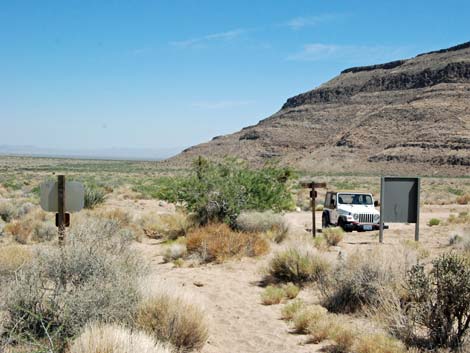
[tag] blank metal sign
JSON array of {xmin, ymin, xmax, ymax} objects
[
  {"xmin": 40, "ymin": 181, "xmax": 85, "ymax": 213},
  {"xmin": 381, "ymin": 177, "xmax": 420, "ymax": 223}
]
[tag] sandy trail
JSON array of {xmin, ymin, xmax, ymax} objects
[{"xmin": 132, "ymin": 204, "xmax": 468, "ymax": 353}]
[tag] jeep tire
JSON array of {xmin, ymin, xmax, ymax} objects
[{"xmin": 322, "ymin": 213, "xmax": 330, "ymax": 229}]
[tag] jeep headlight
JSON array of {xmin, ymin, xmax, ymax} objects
[
  {"xmin": 374, "ymin": 214, "xmax": 380, "ymax": 223},
  {"xmin": 353, "ymin": 213, "xmax": 359, "ymax": 221}
]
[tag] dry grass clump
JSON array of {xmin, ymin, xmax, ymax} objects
[
  {"xmin": 97, "ymin": 208, "xmax": 132, "ymax": 227},
  {"xmin": 449, "ymin": 233, "xmax": 470, "ymax": 253},
  {"xmin": 281, "ymin": 299, "xmax": 305, "ymax": 320},
  {"xmin": 186, "ymin": 223, "xmax": 269, "ymax": 263},
  {"xmin": 266, "ymin": 247, "xmax": 330, "ymax": 284},
  {"xmin": 236, "ymin": 211, "xmax": 289, "ymax": 243},
  {"xmin": 140, "ymin": 212, "xmax": 192, "ymax": 240},
  {"xmin": 322, "ymin": 227, "xmax": 344, "ymax": 246},
  {"xmin": 292, "ymin": 305, "xmax": 328, "ymax": 334},
  {"xmin": 162, "ymin": 242, "xmax": 188, "ymax": 263},
  {"xmin": 352, "ymin": 333, "xmax": 407, "ymax": 353},
  {"xmin": 456, "ymin": 194, "xmax": 470, "ymax": 205},
  {"xmin": 328, "ymin": 320, "xmax": 357, "ymax": 353},
  {"xmin": 0, "ymin": 245, "xmax": 32, "ymax": 277},
  {"xmin": 447, "ymin": 211, "xmax": 470, "ymax": 225},
  {"xmin": 261, "ymin": 285, "xmax": 286, "ymax": 305},
  {"xmin": 283, "ymin": 282, "xmax": 300, "ymax": 299},
  {"xmin": 135, "ymin": 293, "xmax": 208, "ymax": 352},
  {"xmin": 69, "ymin": 323, "xmax": 172, "ymax": 353},
  {"xmin": 319, "ymin": 249, "xmax": 413, "ymax": 314}
]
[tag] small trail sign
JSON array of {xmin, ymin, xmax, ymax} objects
[
  {"xmin": 40, "ymin": 176, "xmax": 84, "ymax": 245},
  {"xmin": 40, "ymin": 180, "xmax": 85, "ymax": 213},
  {"xmin": 301, "ymin": 181, "xmax": 327, "ymax": 237}
]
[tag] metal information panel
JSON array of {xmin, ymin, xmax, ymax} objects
[
  {"xmin": 379, "ymin": 177, "xmax": 420, "ymax": 242},
  {"xmin": 40, "ymin": 180, "xmax": 85, "ymax": 213}
]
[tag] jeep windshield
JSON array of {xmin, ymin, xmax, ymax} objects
[{"xmin": 337, "ymin": 193, "xmax": 373, "ymax": 205}]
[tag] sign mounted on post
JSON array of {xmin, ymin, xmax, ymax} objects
[
  {"xmin": 301, "ymin": 181, "xmax": 327, "ymax": 238},
  {"xmin": 379, "ymin": 177, "xmax": 420, "ymax": 243},
  {"xmin": 40, "ymin": 180, "xmax": 85, "ymax": 213}
]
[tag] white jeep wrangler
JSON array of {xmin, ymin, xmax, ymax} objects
[{"xmin": 322, "ymin": 191, "xmax": 382, "ymax": 232}]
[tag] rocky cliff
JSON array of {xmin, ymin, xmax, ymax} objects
[{"xmin": 164, "ymin": 42, "xmax": 470, "ymax": 176}]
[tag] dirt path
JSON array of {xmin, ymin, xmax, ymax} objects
[
  {"xmin": 136, "ymin": 240, "xmax": 323, "ymax": 353},
  {"xmin": 132, "ymin": 204, "xmax": 468, "ymax": 353}
]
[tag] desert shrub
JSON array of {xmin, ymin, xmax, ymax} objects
[
  {"xmin": 135, "ymin": 293, "xmax": 208, "ymax": 352},
  {"xmin": 98, "ymin": 208, "xmax": 132, "ymax": 227},
  {"xmin": 236, "ymin": 211, "xmax": 289, "ymax": 243},
  {"xmin": 307, "ymin": 314, "xmax": 337, "ymax": 344},
  {"xmin": 281, "ymin": 299, "xmax": 305, "ymax": 320},
  {"xmin": 31, "ymin": 221, "xmax": 56, "ymax": 242},
  {"xmin": 0, "ymin": 245, "xmax": 32, "ymax": 278},
  {"xmin": 328, "ymin": 320, "xmax": 357, "ymax": 353},
  {"xmin": 261, "ymin": 285, "xmax": 286, "ymax": 305},
  {"xmin": 293, "ymin": 305, "xmax": 328, "ymax": 333},
  {"xmin": 266, "ymin": 247, "xmax": 330, "ymax": 284},
  {"xmin": 84, "ymin": 185, "xmax": 106, "ymax": 209},
  {"xmin": 135, "ymin": 158, "xmax": 295, "ymax": 227},
  {"xmin": 69, "ymin": 323, "xmax": 172, "ymax": 353},
  {"xmin": 456, "ymin": 194, "xmax": 470, "ymax": 205},
  {"xmin": 449, "ymin": 233, "xmax": 470, "ymax": 253},
  {"xmin": 322, "ymin": 227, "xmax": 344, "ymax": 246},
  {"xmin": 162, "ymin": 242, "xmax": 187, "ymax": 263},
  {"xmin": 0, "ymin": 202, "xmax": 16, "ymax": 222},
  {"xmin": 428, "ymin": 218, "xmax": 441, "ymax": 226},
  {"xmin": 404, "ymin": 253, "xmax": 470, "ymax": 349},
  {"xmin": 186, "ymin": 223, "xmax": 269, "ymax": 263},
  {"xmin": 319, "ymin": 250, "xmax": 409, "ymax": 314},
  {"xmin": 447, "ymin": 212, "xmax": 470, "ymax": 225},
  {"xmin": 140, "ymin": 212, "xmax": 192, "ymax": 240},
  {"xmin": 315, "ymin": 204, "xmax": 324, "ymax": 211},
  {"xmin": 4, "ymin": 220, "xmax": 31, "ymax": 244},
  {"xmin": 283, "ymin": 283, "xmax": 300, "ymax": 299},
  {"xmin": 353, "ymin": 333, "xmax": 407, "ymax": 353},
  {"xmin": 314, "ymin": 236, "xmax": 328, "ymax": 251},
  {"xmin": 2, "ymin": 218, "xmax": 143, "ymax": 350}
]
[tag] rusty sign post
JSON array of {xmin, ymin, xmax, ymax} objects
[
  {"xmin": 301, "ymin": 182, "xmax": 327, "ymax": 237},
  {"xmin": 40, "ymin": 176, "xmax": 84, "ymax": 245},
  {"xmin": 57, "ymin": 175, "xmax": 66, "ymax": 245}
]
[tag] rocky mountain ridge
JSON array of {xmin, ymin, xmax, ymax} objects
[{"xmin": 164, "ymin": 42, "xmax": 470, "ymax": 176}]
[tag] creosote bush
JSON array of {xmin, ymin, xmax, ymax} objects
[
  {"xmin": 322, "ymin": 227, "xmax": 344, "ymax": 246},
  {"xmin": 186, "ymin": 223, "xmax": 269, "ymax": 263},
  {"xmin": 2, "ymin": 217, "xmax": 143, "ymax": 351},
  {"xmin": 267, "ymin": 247, "xmax": 330, "ymax": 284},
  {"xmin": 135, "ymin": 292, "xmax": 208, "ymax": 352},
  {"xmin": 135, "ymin": 158, "xmax": 295, "ymax": 227},
  {"xmin": 70, "ymin": 323, "xmax": 172, "ymax": 353}
]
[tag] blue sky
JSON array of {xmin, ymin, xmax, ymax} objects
[{"xmin": 1, "ymin": 0, "xmax": 469, "ymax": 154}]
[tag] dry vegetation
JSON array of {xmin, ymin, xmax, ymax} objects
[{"xmin": 0, "ymin": 156, "xmax": 469, "ymax": 353}]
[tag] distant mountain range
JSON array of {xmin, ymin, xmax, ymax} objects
[
  {"xmin": 163, "ymin": 42, "xmax": 470, "ymax": 176},
  {"xmin": 0, "ymin": 145, "xmax": 182, "ymax": 161}
]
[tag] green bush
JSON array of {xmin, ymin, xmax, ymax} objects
[
  {"xmin": 84, "ymin": 186, "xmax": 106, "ymax": 209},
  {"xmin": 405, "ymin": 253, "xmax": 470, "ymax": 349},
  {"xmin": 428, "ymin": 218, "xmax": 441, "ymax": 226},
  {"xmin": 135, "ymin": 158, "xmax": 295, "ymax": 227}
]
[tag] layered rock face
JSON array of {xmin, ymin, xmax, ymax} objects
[{"xmin": 165, "ymin": 42, "xmax": 470, "ymax": 176}]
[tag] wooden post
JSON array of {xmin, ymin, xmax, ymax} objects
[
  {"xmin": 311, "ymin": 184, "xmax": 316, "ymax": 238},
  {"xmin": 57, "ymin": 175, "xmax": 66, "ymax": 245},
  {"xmin": 301, "ymin": 182, "xmax": 327, "ymax": 238}
]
